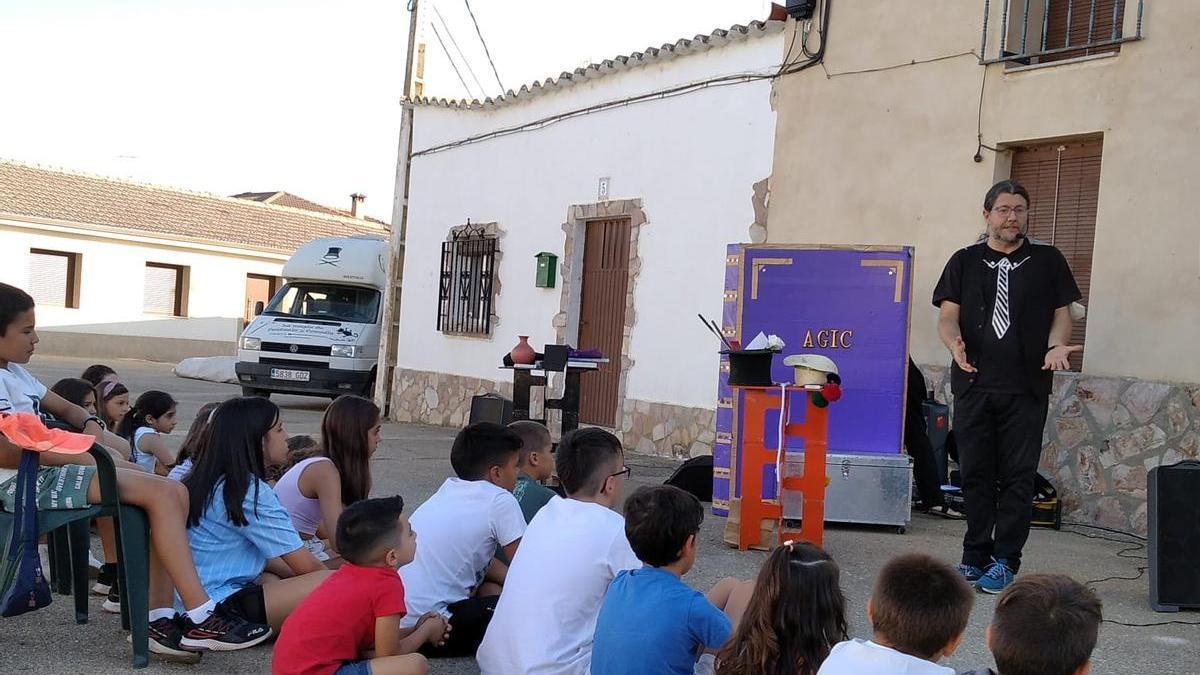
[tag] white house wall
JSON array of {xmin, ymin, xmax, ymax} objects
[
  {"xmin": 393, "ymin": 32, "xmax": 781, "ymax": 447},
  {"xmin": 0, "ymin": 223, "xmax": 285, "ymax": 359}
]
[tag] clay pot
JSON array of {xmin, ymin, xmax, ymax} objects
[{"xmin": 510, "ymin": 336, "xmax": 536, "ymax": 365}]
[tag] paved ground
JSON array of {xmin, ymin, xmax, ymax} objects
[{"xmin": 3, "ymin": 355, "xmax": 1198, "ymax": 674}]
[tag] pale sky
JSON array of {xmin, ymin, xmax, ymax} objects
[{"xmin": 0, "ymin": 0, "xmax": 769, "ymax": 222}]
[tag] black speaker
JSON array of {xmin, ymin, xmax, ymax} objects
[
  {"xmin": 469, "ymin": 393, "xmax": 512, "ymax": 426},
  {"xmin": 664, "ymin": 455, "xmax": 714, "ymax": 502},
  {"xmin": 1148, "ymin": 460, "xmax": 1200, "ymax": 612}
]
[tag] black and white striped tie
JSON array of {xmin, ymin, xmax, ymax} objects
[{"xmin": 992, "ymin": 258, "xmax": 1012, "ymax": 339}]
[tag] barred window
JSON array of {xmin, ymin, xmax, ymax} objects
[{"xmin": 437, "ymin": 227, "xmax": 497, "ymax": 335}]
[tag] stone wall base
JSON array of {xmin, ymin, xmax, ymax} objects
[
  {"xmin": 390, "ymin": 368, "xmax": 714, "ymax": 459},
  {"xmin": 919, "ymin": 364, "xmax": 1200, "ymax": 535}
]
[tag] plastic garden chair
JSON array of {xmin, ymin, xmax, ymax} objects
[{"xmin": 0, "ymin": 425, "xmax": 152, "ymax": 668}]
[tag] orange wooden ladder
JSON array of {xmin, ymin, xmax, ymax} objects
[{"xmin": 735, "ymin": 386, "xmax": 829, "ymax": 550}]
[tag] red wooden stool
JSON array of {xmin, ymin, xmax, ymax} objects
[{"xmin": 734, "ymin": 386, "xmax": 829, "ymax": 549}]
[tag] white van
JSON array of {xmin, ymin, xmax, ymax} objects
[{"xmin": 235, "ymin": 235, "xmax": 389, "ymax": 400}]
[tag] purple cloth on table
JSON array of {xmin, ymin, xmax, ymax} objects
[{"xmin": 568, "ymin": 348, "xmax": 604, "ymax": 359}]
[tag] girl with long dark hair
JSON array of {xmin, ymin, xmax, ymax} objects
[
  {"xmin": 117, "ymin": 390, "xmax": 178, "ymax": 474},
  {"xmin": 274, "ymin": 394, "xmax": 380, "ymax": 566},
  {"xmin": 716, "ymin": 542, "xmax": 848, "ymax": 675},
  {"xmin": 181, "ymin": 396, "xmax": 330, "ymax": 635}
]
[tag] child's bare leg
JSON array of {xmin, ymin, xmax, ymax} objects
[
  {"xmin": 720, "ymin": 579, "xmax": 756, "ymax": 629},
  {"xmin": 476, "ymin": 581, "xmax": 503, "ymax": 597},
  {"xmin": 368, "ymin": 654, "xmax": 429, "ymax": 675},
  {"xmin": 148, "ymin": 549, "xmax": 176, "ymax": 609},
  {"xmin": 97, "ymin": 517, "xmax": 117, "ymax": 563},
  {"xmin": 262, "ymin": 570, "xmax": 333, "ymax": 630},
  {"xmin": 706, "ymin": 577, "xmax": 741, "ymax": 611},
  {"xmin": 88, "ymin": 469, "xmax": 210, "ymax": 609}
]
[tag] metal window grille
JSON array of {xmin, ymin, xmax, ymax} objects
[
  {"xmin": 981, "ymin": 0, "xmax": 1143, "ymax": 65},
  {"xmin": 437, "ymin": 228, "xmax": 497, "ymax": 335}
]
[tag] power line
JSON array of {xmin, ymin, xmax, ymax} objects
[
  {"xmin": 463, "ymin": 0, "xmax": 504, "ymax": 92},
  {"xmin": 433, "ymin": 5, "xmax": 487, "ymax": 98},
  {"xmin": 429, "ymin": 21, "xmax": 477, "ymax": 100}
]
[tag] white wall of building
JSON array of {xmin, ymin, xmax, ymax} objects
[
  {"xmin": 0, "ymin": 222, "xmax": 285, "ymax": 343},
  {"xmin": 399, "ymin": 30, "xmax": 782, "ymax": 409}
]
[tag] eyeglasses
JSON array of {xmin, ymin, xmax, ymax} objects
[
  {"xmin": 609, "ymin": 465, "xmax": 631, "ymax": 479},
  {"xmin": 990, "ymin": 206, "xmax": 1030, "ymax": 217}
]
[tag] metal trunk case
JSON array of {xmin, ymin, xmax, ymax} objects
[{"xmin": 783, "ymin": 453, "xmax": 913, "ymax": 529}]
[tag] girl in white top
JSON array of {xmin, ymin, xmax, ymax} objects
[
  {"xmin": 117, "ymin": 390, "xmax": 179, "ymax": 475},
  {"xmin": 274, "ymin": 395, "xmax": 381, "ymax": 567}
]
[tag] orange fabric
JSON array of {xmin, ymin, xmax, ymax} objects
[{"xmin": 0, "ymin": 413, "xmax": 94, "ymax": 454}]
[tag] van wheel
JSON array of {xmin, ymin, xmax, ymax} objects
[{"xmin": 242, "ymin": 387, "xmax": 271, "ymax": 399}]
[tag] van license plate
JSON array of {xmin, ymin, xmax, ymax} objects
[{"xmin": 270, "ymin": 368, "xmax": 310, "ymax": 382}]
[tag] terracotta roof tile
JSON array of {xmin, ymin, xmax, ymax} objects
[
  {"xmin": 409, "ymin": 20, "xmax": 784, "ymax": 110},
  {"xmin": 0, "ymin": 161, "xmax": 389, "ymax": 254}
]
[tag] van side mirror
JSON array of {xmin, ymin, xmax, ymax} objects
[{"xmin": 254, "ymin": 301, "xmax": 265, "ymax": 316}]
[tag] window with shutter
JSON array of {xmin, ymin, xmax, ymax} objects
[
  {"xmin": 28, "ymin": 249, "xmax": 80, "ymax": 308},
  {"xmin": 144, "ymin": 263, "xmax": 188, "ymax": 316},
  {"xmin": 1010, "ymin": 138, "xmax": 1103, "ymax": 372},
  {"xmin": 1042, "ymin": 0, "xmax": 1125, "ymax": 62}
]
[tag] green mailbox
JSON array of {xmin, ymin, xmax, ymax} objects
[{"xmin": 535, "ymin": 251, "xmax": 558, "ymax": 288}]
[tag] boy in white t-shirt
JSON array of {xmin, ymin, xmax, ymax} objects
[
  {"xmin": 476, "ymin": 427, "xmax": 640, "ymax": 675},
  {"xmin": 818, "ymin": 553, "xmax": 975, "ymax": 675},
  {"xmin": 0, "ymin": 283, "xmax": 274, "ymax": 660},
  {"xmin": 398, "ymin": 422, "xmax": 526, "ymax": 657}
]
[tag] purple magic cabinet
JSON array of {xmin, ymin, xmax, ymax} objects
[{"xmin": 712, "ymin": 245, "xmax": 914, "ymax": 517}]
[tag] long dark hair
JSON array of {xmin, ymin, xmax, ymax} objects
[
  {"xmin": 116, "ymin": 390, "xmax": 177, "ymax": 441},
  {"xmin": 319, "ymin": 395, "xmax": 379, "ymax": 505},
  {"xmin": 716, "ymin": 542, "xmax": 848, "ymax": 675},
  {"xmin": 183, "ymin": 397, "xmax": 279, "ymax": 527},
  {"xmin": 174, "ymin": 401, "xmax": 222, "ymax": 467},
  {"xmin": 50, "ymin": 378, "xmax": 96, "ymax": 410}
]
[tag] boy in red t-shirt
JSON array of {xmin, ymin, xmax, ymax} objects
[{"xmin": 273, "ymin": 496, "xmax": 450, "ymax": 675}]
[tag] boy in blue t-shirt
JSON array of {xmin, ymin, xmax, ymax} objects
[{"xmin": 591, "ymin": 485, "xmax": 732, "ymax": 675}]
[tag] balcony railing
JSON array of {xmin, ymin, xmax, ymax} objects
[{"xmin": 980, "ymin": 0, "xmax": 1144, "ymax": 65}]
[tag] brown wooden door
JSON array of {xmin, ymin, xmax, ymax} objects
[
  {"xmin": 245, "ymin": 274, "xmax": 278, "ymax": 324},
  {"xmin": 1010, "ymin": 138, "xmax": 1103, "ymax": 371},
  {"xmin": 578, "ymin": 218, "xmax": 631, "ymax": 427}
]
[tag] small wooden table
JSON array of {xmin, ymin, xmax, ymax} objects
[{"xmin": 502, "ymin": 360, "xmax": 606, "ymax": 434}]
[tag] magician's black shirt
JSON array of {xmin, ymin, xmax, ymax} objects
[{"xmin": 932, "ymin": 238, "xmax": 1082, "ymax": 398}]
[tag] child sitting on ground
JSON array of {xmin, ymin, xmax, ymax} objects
[
  {"xmin": 275, "ymin": 395, "xmax": 381, "ymax": 566},
  {"xmin": 51, "ymin": 378, "xmax": 98, "ymax": 416},
  {"xmin": 181, "ymin": 396, "xmax": 332, "ymax": 639},
  {"xmin": 96, "ymin": 379, "xmax": 131, "ymax": 431},
  {"xmin": 0, "ymin": 282, "xmax": 272, "ymax": 661},
  {"xmin": 476, "ymin": 428, "xmax": 640, "ymax": 675},
  {"xmin": 591, "ymin": 484, "xmax": 732, "ymax": 675},
  {"xmin": 168, "ymin": 401, "xmax": 221, "ymax": 482},
  {"xmin": 267, "ymin": 434, "xmax": 319, "ymax": 484},
  {"xmin": 273, "ymin": 496, "xmax": 449, "ymax": 675},
  {"xmin": 716, "ymin": 542, "xmax": 848, "ymax": 675},
  {"xmin": 118, "ymin": 390, "xmax": 179, "ymax": 475},
  {"xmin": 399, "ymin": 422, "xmax": 526, "ymax": 657},
  {"xmin": 817, "ymin": 553, "xmax": 974, "ymax": 675},
  {"xmin": 962, "ymin": 574, "xmax": 1102, "ymax": 675},
  {"xmin": 507, "ymin": 420, "xmax": 557, "ymax": 523}
]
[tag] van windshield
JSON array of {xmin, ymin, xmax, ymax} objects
[{"xmin": 264, "ymin": 283, "xmax": 381, "ymax": 324}]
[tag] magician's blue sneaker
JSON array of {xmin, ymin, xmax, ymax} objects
[{"xmin": 976, "ymin": 559, "xmax": 1015, "ymax": 594}]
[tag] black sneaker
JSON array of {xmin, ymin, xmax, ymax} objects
[
  {"xmin": 144, "ymin": 616, "xmax": 203, "ymax": 664},
  {"xmin": 92, "ymin": 563, "xmax": 117, "ymax": 596},
  {"xmin": 179, "ymin": 603, "xmax": 272, "ymax": 652}
]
